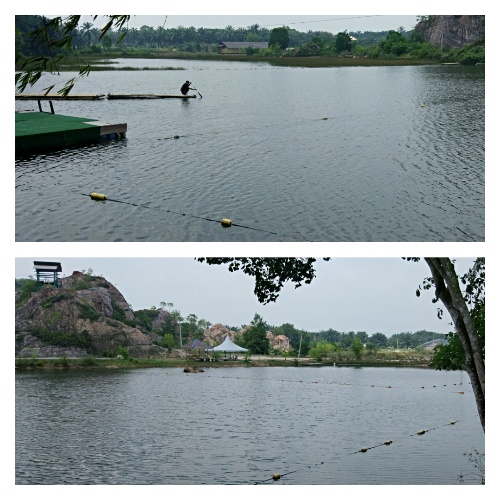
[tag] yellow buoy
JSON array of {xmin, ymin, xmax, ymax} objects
[
  {"xmin": 451, "ymin": 421, "xmax": 457, "ymax": 425},
  {"xmin": 89, "ymin": 192, "xmax": 107, "ymax": 200},
  {"xmin": 417, "ymin": 430, "xmax": 426, "ymax": 435},
  {"xmin": 221, "ymin": 218, "xmax": 232, "ymax": 227},
  {"xmin": 384, "ymin": 440, "xmax": 392, "ymax": 446},
  {"xmin": 361, "ymin": 448, "xmax": 367, "ymax": 453},
  {"xmin": 272, "ymin": 473, "xmax": 281, "ymax": 481}
]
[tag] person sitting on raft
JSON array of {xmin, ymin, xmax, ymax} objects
[{"xmin": 180, "ymin": 81, "xmax": 194, "ymax": 95}]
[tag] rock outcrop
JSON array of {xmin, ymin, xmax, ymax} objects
[
  {"xmin": 204, "ymin": 323, "xmax": 236, "ymax": 345},
  {"xmin": 15, "ymin": 271, "xmax": 166, "ymax": 358},
  {"xmin": 415, "ymin": 15, "xmax": 485, "ymax": 50}
]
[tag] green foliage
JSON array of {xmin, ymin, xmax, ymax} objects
[
  {"xmin": 431, "ymin": 303, "xmax": 484, "ymax": 371},
  {"xmin": 100, "ymin": 349, "xmax": 118, "ymax": 358},
  {"xmin": 16, "ymin": 279, "xmax": 37, "ymax": 303},
  {"xmin": 458, "ymin": 39, "xmax": 485, "ymax": 65},
  {"xmin": 40, "ymin": 293, "xmax": 68, "ymax": 308},
  {"xmin": 117, "ymin": 345, "xmax": 130, "ymax": 360},
  {"xmin": 198, "ymin": 258, "xmax": 330, "ymax": 304},
  {"xmin": 408, "ymin": 42, "xmax": 439, "ymax": 59},
  {"xmin": 379, "ymin": 30, "xmax": 410, "ymax": 56},
  {"xmin": 30, "ymin": 328, "xmax": 92, "ymax": 350},
  {"xmin": 163, "ymin": 333, "xmax": 175, "ymax": 349},
  {"xmin": 309, "ymin": 341, "xmax": 337, "ymax": 361},
  {"xmin": 78, "ymin": 301, "xmax": 100, "ymax": 321},
  {"xmin": 350, "ymin": 337, "xmax": 364, "ymax": 360},
  {"xmin": 292, "ymin": 41, "xmax": 322, "ymax": 57},
  {"xmin": 15, "ymin": 15, "xmax": 130, "ymax": 95},
  {"xmin": 370, "ymin": 332, "xmax": 388, "ymax": 348},
  {"xmin": 82, "ymin": 355, "xmax": 98, "ymax": 366},
  {"xmin": 69, "ymin": 274, "xmax": 97, "ymax": 291},
  {"xmin": 269, "ymin": 27, "xmax": 289, "ymax": 50},
  {"xmin": 242, "ymin": 314, "xmax": 271, "ymax": 354},
  {"xmin": 111, "ymin": 302, "xmax": 127, "ymax": 322},
  {"xmin": 54, "ymin": 357, "xmax": 70, "ymax": 367},
  {"xmin": 335, "ymin": 31, "xmax": 353, "ymax": 52},
  {"xmin": 15, "ymin": 357, "xmax": 44, "ymax": 368}
]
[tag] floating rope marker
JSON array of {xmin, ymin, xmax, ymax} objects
[
  {"xmin": 384, "ymin": 440, "xmax": 393, "ymax": 446},
  {"xmin": 451, "ymin": 421, "xmax": 457, "ymax": 425},
  {"xmin": 89, "ymin": 192, "xmax": 107, "ymax": 200},
  {"xmin": 272, "ymin": 474, "xmax": 281, "ymax": 481},
  {"xmin": 221, "ymin": 218, "xmax": 232, "ymax": 227},
  {"xmin": 417, "ymin": 430, "xmax": 426, "ymax": 435},
  {"xmin": 360, "ymin": 448, "xmax": 367, "ymax": 453}
]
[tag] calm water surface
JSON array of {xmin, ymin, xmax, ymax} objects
[
  {"xmin": 15, "ymin": 60, "xmax": 484, "ymax": 242},
  {"xmin": 15, "ymin": 366, "xmax": 484, "ymax": 485}
]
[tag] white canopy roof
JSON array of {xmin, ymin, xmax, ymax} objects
[{"xmin": 211, "ymin": 335, "xmax": 248, "ymax": 352}]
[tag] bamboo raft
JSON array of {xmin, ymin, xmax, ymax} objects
[
  {"xmin": 107, "ymin": 94, "xmax": 197, "ymax": 99},
  {"xmin": 15, "ymin": 93, "xmax": 106, "ymax": 100},
  {"xmin": 15, "ymin": 93, "xmax": 197, "ymax": 101}
]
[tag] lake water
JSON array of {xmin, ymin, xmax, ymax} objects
[
  {"xmin": 15, "ymin": 60, "xmax": 484, "ymax": 242},
  {"xmin": 15, "ymin": 366, "xmax": 484, "ymax": 485}
]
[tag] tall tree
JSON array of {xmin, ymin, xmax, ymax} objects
[
  {"xmin": 242, "ymin": 314, "xmax": 271, "ymax": 354},
  {"xmin": 335, "ymin": 30, "xmax": 352, "ymax": 52},
  {"xmin": 269, "ymin": 27, "xmax": 290, "ymax": 50},
  {"xmin": 415, "ymin": 258, "xmax": 485, "ymax": 430}
]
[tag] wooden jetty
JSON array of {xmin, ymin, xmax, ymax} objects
[
  {"xmin": 15, "ymin": 93, "xmax": 106, "ymax": 100},
  {"xmin": 107, "ymin": 93, "xmax": 197, "ymax": 99},
  {"xmin": 15, "ymin": 93, "xmax": 197, "ymax": 101}
]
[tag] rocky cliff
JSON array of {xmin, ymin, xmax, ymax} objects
[
  {"xmin": 15, "ymin": 271, "xmax": 166, "ymax": 358},
  {"xmin": 415, "ymin": 15, "xmax": 485, "ymax": 50}
]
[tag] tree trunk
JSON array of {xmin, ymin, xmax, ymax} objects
[{"xmin": 425, "ymin": 258, "xmax": 485, "ymax": 431}]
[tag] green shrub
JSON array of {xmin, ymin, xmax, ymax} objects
[
  {"xmin": 82, "ymin": 355, "xmax": 98, "ymax": 366},
  {"xmin": 54, "ymin": 357, "xmax": 69, "ymax": 367},
  {"xmin": 117, "ymin": 345, "xmax": 130, "ymax": 360},
  {"xmin": 30, "ymin": 328, "xmax": 92, "ymax": 349},
  {"xmin": 101, "ymin": 349, "xmax": 118, "ymax": 358},
  {"xmin": 17, "ymin": 279, "xmax": 37, "ymax": 303},
  {"xmin": 78, "ymin": 302, "xmax": 100, "ymax": 321}
]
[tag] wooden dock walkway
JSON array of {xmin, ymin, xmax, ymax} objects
[
  {"xmin": 15, "ymin": 93, "xmax": 196, "ymax": 100},
  {"xmin": 15, "ymin": 93, "xmax": 106, "ymax": 100},
  {"xmin": 15, "ymin": 112, "xmax": 127, "ymax": 154},
  {"xmin": 107, "ymin": 93, "xmax": 196, "ymax": 99}
]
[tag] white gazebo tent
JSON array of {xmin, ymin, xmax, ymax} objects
[{"xmin": 211, "ymin": 335, "xmax": 248, "ymax": 360}]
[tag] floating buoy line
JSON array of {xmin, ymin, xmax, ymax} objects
[
  {"xmin": 167, "ymin": 370, "xmax": 470, "ymax": 393},
  {"xmin": 253, "ymin": 417, "xmax": 469, "ymax": 484},
  {"xmin": 84, "ymin": 192, "xmax": 301, "ymax": 240}
]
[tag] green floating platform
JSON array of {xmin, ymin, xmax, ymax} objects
[{"xmin": 15, "ymin": 112, "xmax": 127, "ymax": 154}]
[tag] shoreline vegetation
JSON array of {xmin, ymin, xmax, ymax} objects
[
  {"xmin": 16, "ymin": 52, "xmax": 449, "ymax": 72},
  {"xmin": 15, "ymin": 349, "xmax": 434, "ymax": 371}
]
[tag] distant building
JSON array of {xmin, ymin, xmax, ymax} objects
[{"xmin": 218, "ymin": 41, "xmax": 269, "ymax": 54}]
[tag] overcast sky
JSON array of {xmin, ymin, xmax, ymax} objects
[
  {"xmin": 77, "ymin": 14, "xmax": 419, "ymax": 34},
  {"xmin": 15, "ymin": 257, "xmax": 477, "ymax": 336}
]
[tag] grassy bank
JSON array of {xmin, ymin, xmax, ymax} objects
[
  {"xmin": 15, "ymin": 350, "xmax": 432, "ymax": 371},
  {"xmin": 16, "ymin": 50, "xmax": 441, "ymax": 72}
]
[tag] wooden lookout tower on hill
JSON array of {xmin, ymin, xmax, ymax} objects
[{"xmin": 33, "ymin": 261, "xmax": 62, "ymax": 289}]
